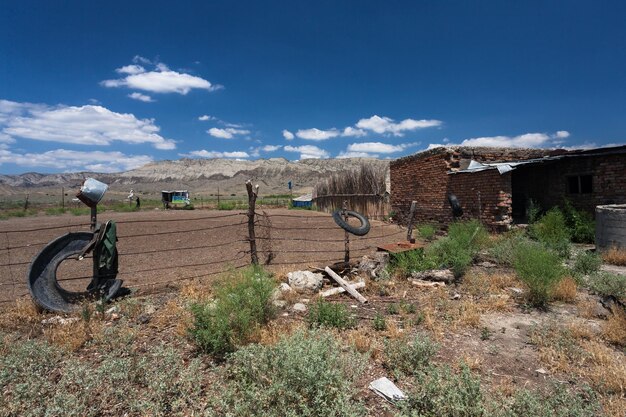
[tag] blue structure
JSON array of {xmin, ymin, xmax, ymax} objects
[{"xmin": 291, "ymin": 193, "xmax": 312, "ymax": 208}]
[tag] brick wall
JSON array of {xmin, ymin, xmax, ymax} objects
[{"xmin": 391, "ymin": 146, "xmax": 626, "ymax": 231}]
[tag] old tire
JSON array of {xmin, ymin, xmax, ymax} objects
[
  {"xmin": 27, "ymin": 232, "xmax": 93, "ymax": 313},
  {"xmin": 332, "ymin": 210, "xmax": 371, "ymax": 236},
  {"xmin": 448, "ymin": 194, "xmax": 463, "ymax": 218}
]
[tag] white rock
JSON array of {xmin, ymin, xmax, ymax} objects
[
  {"xmin": 292, "ymin": 303, "xmax": 307, "ymax": 312},
  {"xmin": 105, "ymin": 306, "xmax": 120, "ymax": 314},
  {"xmin": 272, "ymin": 300, "xmax": 287, "ymax": 308},
  {"xmin": 288, "ymin": 271, "xmax": 324, "ymax": 292},
  {"xmin": 41, "ymin": 316, "xmax": 79, "ymax": 326},
  {"xmin": 279, "ymin": 283, "xmax": 292, "ymax": 292}
]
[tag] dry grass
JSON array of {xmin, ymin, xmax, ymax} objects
[
  {"xmin": 602, "ymin": 246, "xmax": 626, "ymax": 266},
  {"xmin": 552, "ymin": 277, "xmax": 578, "ymax": 303},
  {"xmin": 0, "ymin": 299, "xmax": 41, "ymax": 334},
  {"xmin": 151, "ymin": 298, "xmax": 191, "ymax": 337},
  {"xmin": 43, "ymin": 317, "xmax": 101, "ymax": 352},
  {"xmin": 531, "ymin": 320, "xmax": 626, "ymax": 413},
  {"xmin": 254, "ymin": 320, "xmax": 303, "ymax": 345},
  {"xmin": 347, "ymin": 327, "xmax": 373, "ymax": 354},
  {"xmin": 602, "ymin": 308, "xmax": 626, "ymax": 347},
  {"xmin": 576, "ymin": 297, "xmax": 599, "ymax": 319}
]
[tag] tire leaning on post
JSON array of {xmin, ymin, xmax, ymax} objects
[{"xmin": 332, "ymin": 210, "xmax": 371, "ymax": 236}]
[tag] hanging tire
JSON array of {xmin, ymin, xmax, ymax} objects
[
  {"xmin": 27, "ymin": 232, "xmax": 94, "ymax": 313},
  {"xmin": 332, "ymin": 210, "xmax": 371, "ymax": 236},
  {"xmin": 448, "ymin": 194, "xmax": 463, "ymax": 218}
]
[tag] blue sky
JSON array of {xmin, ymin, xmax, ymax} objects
[{"xmin": 0, "ymin": 1, "xmax": 625, "ymax": 174}]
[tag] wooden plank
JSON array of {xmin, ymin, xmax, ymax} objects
[
  {"xmin": 324, "ymin": 266, "xmax": 368, "ymax": 304},
  {"xmin": 319, "ymin": 281, "xmax": 365, "ymax": 297}
]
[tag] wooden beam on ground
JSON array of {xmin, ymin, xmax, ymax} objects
[
  {"xmin": 324, "ymin": 266, "xmax": 368, "ymax": 304},
  {"xmin": 319, "ymin": 281, "xmax": 365, "ymax": 297}
]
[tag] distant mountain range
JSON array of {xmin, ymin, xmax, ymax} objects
[{"xmin": 0, "ymin": 158, "xmax": 389, "ymax": 201}]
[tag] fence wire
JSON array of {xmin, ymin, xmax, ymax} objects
[{"xmin": 0, "ymin": 207, "xmax": 408, "ymax": 306}]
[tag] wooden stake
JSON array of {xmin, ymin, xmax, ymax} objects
[
  {"xmin": 406, "ymin": 200, "xmax": 417, "ymax": 241},
  {"xmin": 319, "ymin": 281, "xmax": 365, "ymax": 297},
  {"xmin": 246, "ymin": 180, "xmax": 259, "ymax": 265},
  {"xmin": 324, "ymin": 266, "xmax": 367, "ymax": 303}
]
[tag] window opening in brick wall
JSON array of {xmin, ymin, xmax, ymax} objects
[{"xmin": 567, "ymin": 174, "xmax": 592, "ymax": 194}]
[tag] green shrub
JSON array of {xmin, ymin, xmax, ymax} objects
[
  {"xmin": 373, "ymin": 312, "xmax": 387, "ymax": 331},
  {"xmin": 562, "ymin": 200, "xmax": 595, "ymax": 244},
  {"xmin": 487, "ymin": 230, "xmax": 532, "ymax": 266},
  {"xmin": 384, "ymin": 333, "xmax": 438, "ymax": 376},
  {"xmin": 386, "ymin": 303, "xmax": 400, "ymax": 315},
  {"xmin": 417, "ymin": 224, "xmax": 437, "ymax": 240},
  {"xmin": 389, "ymin": 248, "xmax": 438, "ymax": 277},
  {"xmin": 397, "ymin": 365, "xmax": 484, "ymax": 417},
  {"xmin": 491, "ymin": 384, "xmax": 599, "ymax": 417},
  {"xmin": 513, "ymin": 241, "xmax": 566, "ymax": 308},
  {"xmin": 308, "ymin": 299, "xmax": 356, "ymax": 329},
  {"xmin": 529, "ymin": 208, "xmax": 571, "ymax": 258},
  {"xmin": 217, "ymin": 201, "xmax": 237, "ymax": 210},
  {"xmin": 571, "ymin": 250, "xmax": 602, "ymax": 278},
  {"xmin": 189, "ymin": 267, "xmax": 276, "ymax": 356},
  {"xmin": 587, "ymin": 271, "xmax": 626, "ymax": 300},
  {"xmin": 0, "ymin": 337, "xmax": 205, "ymax": 417},
  {"xmin": 211, "ymin": 329, "xmax": 365, "ymax": 416},
  {"xmin": 527, "ymin": 199, "xmax": 541, "ymax": 224}
]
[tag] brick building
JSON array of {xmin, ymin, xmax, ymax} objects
[{"xmin": 390, "ymin": 145, "xmax": 626, "ymax": 230}]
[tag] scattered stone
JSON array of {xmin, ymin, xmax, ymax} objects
[
  {"xmin": 411, "ymin": 279, "xmax": 446, "ymax": 288},
  {"xmin": 288, "ymin": 271, "xmax": 324, "ymax": 292},
  {"xmin": 281, "ymin": 312, "xmax": 289, "ymax": 317},
  {"xmin": 451, "ymin": 293, "xmax": 461, "ymax": 300},
  {"xmin": 292, "ymin": 303, "xmax": 307, "ymax": 313},
  {"xmin": 507, "ymin": 287, "xmax": 523, "ymax": 295},
  {"xmin": 272, "ymin": 300, "xmax": 287, "ymax": 309},
  {"xmin": 105, "ymin": 306, "xmax": 120, "ymax": 314},
  {"xmin": 110, "ymin": 313, "xmax": 120, "ymax": 321},
  {"xmin": 410, "ymin": 269, "xmax": 455, "ymax": 283},
  {"xmin": 279, "ymin": 283, "xmax": 292, "ymax": 292},
  {"xmin": 143, "ymin": 304, "xmax": 156, "ymax": 315},
  {"xmin": 592, "ymin": 301, "xmax": 611, "ymax": 319},
  {"xmin": 478, "ymin": 261, "xmax": 496, "ymax": 268},
  {"xmin": 41, "ymin": 316, "xmax": 79, "ymax": 326},
  {"xmin": 369, "ymin": 377, "xmax": 406, "ymax": 403},
  {"xmin": 301, "ymin": 298, "xmax": 310, "ymax": 303},
  {"xmin": 535, "ymin": 368, "xmax": 548, "ymax": 376},
  {"xmin": 359, "ymin": 252, "xmax": 390, "ymax": 280}
]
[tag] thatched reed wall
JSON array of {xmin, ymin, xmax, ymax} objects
[
  {"xmin": 313, "ymin": 163, "xmax": 391, "ymax": 218},
  {"xmin": 313, "ymin": 193, "xmax": 390, "ymax": 219}
]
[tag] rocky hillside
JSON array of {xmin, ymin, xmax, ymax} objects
[{"xmin": 0, "ymin": 158, "xmax": 389, "ymax": 201}]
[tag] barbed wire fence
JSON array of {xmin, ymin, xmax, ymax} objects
[{"xmin": 0, "ymin": 184, "xmax": 406, "ymax": 306}]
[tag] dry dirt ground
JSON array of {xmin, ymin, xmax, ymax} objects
[{"xmin": 0, "ymin": 208, "xmax": 405, "ymax": 304}]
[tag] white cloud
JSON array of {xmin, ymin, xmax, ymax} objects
[
  {"xmin": 207, "ymin": 127, "xmax": 250, "ymax": 139},
  {"xmin": 133, "ymin": 55, "xmax": 153, "ymax": 65},
  {"xmin": 102, "ymin": 59, "xmax": 218, "ymax": 95},
  {"xmin": 181, "ymin": 150, "xmax": 249, "ymax": 159},
  {"xmin": 460, "ymin": 133, "xmax": 552, "ymax": 148},
  {"xmin": 347, "ymin": 142, "xmax": 411, "ymax": 154},
  {"xmin": 284, "ymin": 145, "xmax": 329, "ymax": 159},
  {"xmin": 296, "ymin": 128, "xmax": 340, "ymax": 141},
  {"xmin": 553, "ymin": 130, "xmax": 570, "ymax": 139},
  {"xmin": 337, "ymin": 151, "xmax": 377, "ymax": 159},
  {"xmin": 262, "ymin": 145, "xmax": 281, "ymax": 152},
  {"xmin": 116, "ymin": 64, "xmax": 146, "ymax": 75},
  {"xmin": 342, "ymin": 127, "xmax": 367, "ymax": 137},
  {"xmin": 282, "ymin": 129, "xmax": 294, "ymax": 140},
  {"xmin": 198, "ymin": 115, "xmax": 216, "ymax": 121},
  {"xmin": 0, "ymin": 99, "xmax": 176, "ymax": 149},
  {"xmin": 128, "ymin": 92, "xmax": 154, "ymax": 102},
  {"xmin": 0, "ymin": 148, "xmax": 152, "ymax": 172},
  {"xmin": 356, "ymin": 115, "xmax": 441, "ymax": 136}
]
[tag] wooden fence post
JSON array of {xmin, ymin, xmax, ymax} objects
[
  {"xmin": 343, "ymin": 200, "xmax": 350, "ymax": 263},
  {"xmin": 246, "ymin": 180, "xmax": 259, "ymax": 265},
  {"xmin": 406, "ymin": 200, "xmax": 417, "ymax": 241}
]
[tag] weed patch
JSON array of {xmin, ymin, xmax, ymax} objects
[
  {"xmin": 529, "ymin": 208, "xmax": 571, "ymax": 258},
  {"xmin": 513, "ymin": 241, "xmax": 566, "ymax": 308},
  {"xmin": 587, "ymin": 271, "xmax": 626, "ymax": 300},
  {"xmin": 384, "ymin": 333, "xmax": 438, "ymax": 376},
  {"xmin": 188, "ymin": 266, "xmax": 276, "ymax": 356},
  {"xmin": 602, "ymin": 246, "xmax": 626, "ymax": 266},
  {"xmin": 308, "ymin": 299, "xmax": 356, "ymax": 329},
  {"xmin": 417, "ymin": 224, "xmax": 437, "ymax": 240},
  {"xmin": 210, "ymin": 329, "xmax": 365, "ymax": 416}
]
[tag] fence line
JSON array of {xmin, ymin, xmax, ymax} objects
[{"xmin": 0, "ymin": 186, "xmax": 412, "ymax": 306}]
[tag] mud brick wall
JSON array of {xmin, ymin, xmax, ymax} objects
[
  {"xmin": 448, "ymin": 170, "xmax": 512, "ymax": 231},
  {"xmin": 513, "ymin": 153, "xmax": 626, "ymax": 216},
  {"xmin": 390, "ymin": 147, "xmax": 519, "ymax": 230}
]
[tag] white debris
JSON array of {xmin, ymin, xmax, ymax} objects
[
  {"xmin": 369, "ymin": 377, "xmax": 406, "ymax": 403},
  {"xmin": 41, "ymin": 316, "xmax": 79, "ymax": 326},
  {"xmin": 288, "ymin": 271, "xmax": 324, "ymax": 292},
  {"xmin": 292, "ymin": 303, "xmax": 307, "ymax": 312}
]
